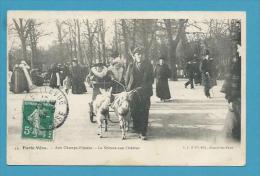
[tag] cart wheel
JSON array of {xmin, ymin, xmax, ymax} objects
[
  {"xmin": 90, "ymin": 111, "xmax": 95, "ymax": 123},
  {"xmin": 105, "ymin": 116, "xmax": 108, "ymax": 132},
  {"xmin": 89, "ymin": 102, "xmax": 96, "ymax": 123}
]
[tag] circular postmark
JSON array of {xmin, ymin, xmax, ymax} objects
[{"xmin": 24, "ymin": 86, "xmax": 69, "ymax": 130}]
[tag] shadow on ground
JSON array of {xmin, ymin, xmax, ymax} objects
[{"xmin": 148, "ymin": 113, "xmax": 225, "ymax": 141}]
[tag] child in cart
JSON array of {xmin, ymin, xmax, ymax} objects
[
  {"xmin": 107, "ymin": 53, "xmax": 125, "ymax": 94},
  {"xmin": 87, "ymin": 61, "xmax": 112, "ymax": 122}
]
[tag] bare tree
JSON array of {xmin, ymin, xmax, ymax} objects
[
  {"xmin": 64, "ymin": 20, "xmax": 78, "ymax": 60},
  {"xmin": 98, "ymin": 19, "xmax": 106, "ymax": 63},
  {"xmin": 12, "ymin": 18, "xmax": 32, "ymax": 61},
  {"xmin": 121, "ymin": 19, "xmax": 130, "ymax": 64},
  {"xmin": 83, "ymin": 19, "xmax": 98, "ymax": 65},
  {"xmin": 114, "ymin": 20, "xmax": 119, "ymax": 52},
  {"xmin": 74, "ymin": 19, "xmax": 83, "ymax": 64},
  {"xmin": 56, "ymin": 20, "xmax": 67, "ymax": 62},
  {"xmin": 164, "ymin": 19, "xmax": 188, "ymax": 80},
  {"xmin": 131, "ymin": 19, "xmax": 137, "ymax": 49},
  {"xmin": 27, "ymin": 20, "xmax": 50, "ymax": 68},
  {"xmin": 139, "ymin": 19, "xmax": 157, "ymax": 60}
]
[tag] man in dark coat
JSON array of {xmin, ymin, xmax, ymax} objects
[
  {"xmin": 200, "ymin": 50, "xmax": 212, "ymax": 98},
  {"xmin": 70, "ymin": 58, "xmax": 87, "ymax": 94},
  {"xmin": 184, "ymin": 60, "xmax": 195, "ymax": 89},
  {"xmin": 125, "ymin": 47, "xmax": 154, "ymax": 140},
  {"xmin": 208, "ymin": 57, "xmax": 218, "ymax": 87},
  {"xmin": 155, "ymin": 57, "xmax": 171, "ymax": 101},
  {"xmin": 193, "ymin": 54, "xmax": 202, "ymax": 85}
]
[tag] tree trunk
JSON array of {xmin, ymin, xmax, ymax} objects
[
  {"xmin": 28, "ymin": 21, "xmax": 38, "ymax": 69},
  {"xmin": 12, "ymin": 19, "xmax": 29, "ymax": 61},
  {"xmin": 114, "ymin": 20, "xmax": 119, "ymax": 52},
  {"xmin": 121, "ymin": 19, "xmax": 130, "ymax": 64},
  {"xmin": 99, "ymin": 20, "xmax": 106, "ymax": 63},
  {"xmin": 132, "ymin": 19, "xmax": 137, "ymax": 49},
  {"xmin": 76, "ymin": 20, "xmax": 83, "ymax": 64},
  {"xmin": 140, "ymin": 20, "xmax": 149, "ymax": 60},
  {"xmin": 140, "ymin": 20, "xmax": 156, "ymax": 61},
  {"xmin": 84, "ymin": 19, "xmax": 95, "ymax": 65},
  {"xmin": 73, "ymin": 36, "xmax": 77, "ymax": 59},
  {"xmin": 89, "ymin": 41, "xmax": 94, "ymax": 65},
  {"xmin": 56, "ymin": 20, "xmax": 64, "ymax": 63},
  {"xmin": 21, "ymin": 38, "xmax": 28, "ymax": 62},
  {"xmin": 164, "ymin": 19, "xmax": 187, "ymax": 81},
  {"xmin": 67, "ymin": 25, "xmax": 73, "ymax": 60},
  {"xmin": 97, "ymin": 26, "xmax": 102, "ymax": 62}
]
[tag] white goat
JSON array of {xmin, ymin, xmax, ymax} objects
[
  {"xmin": 111, "ymin": 92, "xmax": 131, "ymax": 140},
  {"xmin": 93, "ymin": 87, "xmax": 112, "ymax": 138}
]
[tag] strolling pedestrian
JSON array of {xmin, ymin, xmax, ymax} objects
[
  {"xmin": 49, "ymin": 63, "xmax": 61, "ymax": 89},
  {"xmin": 70, "ymin": 58, "xmax": 87, "ymax": 94},
  {"xmin": 10, "ymin": 60, "xmax": 34, "ymax": 93},
  {"xmin": 125, "ymin": 47, "xmax": 154, "ymax": 140},
  {"xmin": 155, "ymin": 57, "xmax": 171, "ymax": 101},
  {"xmin": 193, "ymin": 54, "xmax": 202, "ymax": 85},
  {"xmin": 200, "ymin": 50, "xmax": 212, "ymax": 98},
  {"xmin": 184, "ymin": 60, "xmax": 195, "ymax": 89}
]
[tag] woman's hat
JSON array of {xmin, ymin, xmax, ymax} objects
[
  {"xmin": 93, "ymin": 59, "xmax": 105, "ymax": 67},
  {"xmin": 72, "ymin": 58, "xmax": 78, "ymax": 63},
  {"xmin": 112, "ymin": 57, "xmax": 122, "ymax": 65},
  {"xmin": 20, "ymin": 60, "xmax": 27, "ymax": 65},
  {"xmin": 158, "ymin": 57, "xmax": 165, "ymax": 61},
  {"xmin": 132, "ymin": 47, "xmax": 144, "ymax": 55},
  {"xmin": 111, "ymin": 51, "xmax": 119, "ymax": 58},
  {"xmin": 94, "ymin": 63, "xmax": 105, "ymax": 67}
]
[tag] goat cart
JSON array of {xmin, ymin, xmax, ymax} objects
[
  {"xmin": 88, "ymin": 79, "xmax": 133, "ymax": 139},
  {"xmin": 88, "ymin": 79, "xmax": 126, "ymax": 123}
]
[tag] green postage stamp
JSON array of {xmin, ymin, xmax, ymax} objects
[{"xmin": 22, "ymin": 101, "xmax": 55, "ymax": 140}]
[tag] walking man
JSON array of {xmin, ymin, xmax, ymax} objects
[
  {"xmin": 200, "ymin": 50, "xmax": 212, "ymax": 98},
  {"xmin": 125, "ymin": 47, "xmax": 154, "ymax": 140},
  {"xmin": 184, "ymin": 61, "xmax": 195, "ymax": 89}
]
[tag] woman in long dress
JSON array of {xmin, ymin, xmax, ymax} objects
[
  {"xmin": 155, "ymin": 57, "xmax": 171, "ymax": 102},
  {"xmin": 70, "ymin": 58, "xmax": 87, "ymax": 94},
  {"xmin": 10, "ymin": 60, "xmax": 33, "ymax": 93},
  {"xmin": 49, "ymin": 63, "xmax": 61, "ymax": 89}
]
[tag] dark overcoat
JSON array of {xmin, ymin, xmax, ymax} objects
[
  {"xmin": 125, "ymin": 60, "xmax": 154, "ymax": 99},
  {"xmin": 49, "ymin": 66, "xmax": 60, "ymax": 88},
  {"xmin": 125, "ymin": 59, "xmax": 154, "ymax": 135},
  {"xmin": 71, "ymin": 65, "xmax": 87, "ymax": 94},
  {"xmin": 155, "ymin": 64, "xmax": 171, "ymax": 99},
  {"xmin": 10, "ymin": 66, "xmax": 29, "ymax": 93}
]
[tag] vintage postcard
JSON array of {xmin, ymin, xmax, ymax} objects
[{"xmin": 7, "ymin": 11, "xmax": 246, "ymax": 165}]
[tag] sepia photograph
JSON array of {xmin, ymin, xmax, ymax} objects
[{"xmin": 6, "ymin": 11, "xmax": 245, "ymax": 166}]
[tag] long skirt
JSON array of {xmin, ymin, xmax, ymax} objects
[
  {"xmin": 156, "ymin": 78, "xmax": 171, "ymax": 99},
  {"xmin": 10, "ymin": 68, "xmax": 29, "ymax": 93},
  {"xmin": 71, "ymin": 78, "xmax": 86, "ymax": 94}
]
